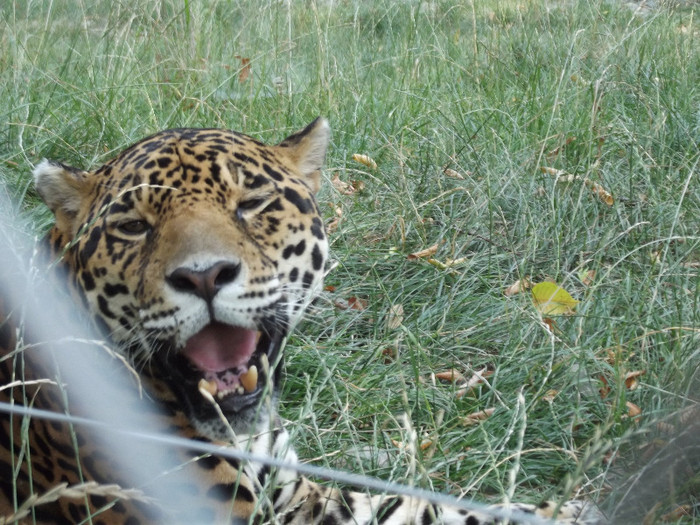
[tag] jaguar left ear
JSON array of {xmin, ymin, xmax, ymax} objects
[
  {"xmin": 33, "ymin": 159, "xmax": 94, "ymax": 234},
  {"xmin": 277, "ymin": 117, "xmax": 330, "ymax": 193}
]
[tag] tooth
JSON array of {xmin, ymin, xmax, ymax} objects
[
  {"xmin": 261, "ymin": 354, "xmax": 269, "ymax": 374},
  {"xmin": 240, "ymin": 365, "xmax": 258, "ymax": 393},
  {"xmin": 198, "ymin": 378, "xmax": 218, "ymax": 399}
]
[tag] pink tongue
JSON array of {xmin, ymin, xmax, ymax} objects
[{"xmin": 182, "ymin": 323, "xmax": 258, "ymax": 372}]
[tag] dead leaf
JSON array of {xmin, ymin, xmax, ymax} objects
[
  {"xmin": 455, "ymin": 367, "xmax": 492, "ymax": 398},
  {"xmin": 347, "ymin": 297, "xmax": 368, "ymax": 311},
  {"xmin": 626, "ymin": 401, "xmax": 642, "ymax": 419},
  {"xmin": 391, "ymin": 439, "xmax": 434, "ymax": 451},
  {"xmin": 234, "ymin": 55, "xmax": 251, "ymax": 82},
  {"xmin": 585, "ymin": 179, "xmax": 614, "ymax": 206},
  {"xmin": 578, "ymin": 269, "xmax": 596, "ymax": 286},
  {"xmin": 660, "ymin": 506, "xmax": 691, "ymax": 522},
  {"xmin": 352, "ymin": 154, "xmax": 377, "ymax": 170},
  {"xmin": 331, "ymin": 173, "xmax": 355, "ymax": 195},
  {"xmin": 460, "ymin": 408, "xmax": 495, "ymax": 426},
  {"xmin": 351, "ymin": 180, "xmax": 366, "ymax": 192},
  {"xmin": 542, "ymin": 317, "xmax": 558, "ymax": 333},
  {"xmin": 333, "ymin": 296, "xmax": 368, "ymax": 311},
  {"xmin": 624, "ymin": 370, "xmax": 644, "ymax": 391},
  {"xmin": 542, "ymin": 389, "xmax": 558, "ymax": 402},
  {"xmin": 435, "ymin": 369, "xmax": 466, "ymax": 383},
  {"xmin": 531, "ymin": 282, "xmax": 578, "ymax": 316},
  {"xmin": 381, "ymin": 347, "xmax": 397, "ymax": 363},
  {"xmin": 326, "ymin": 217, "xmax": 340, "ymax": 234},
  {"xmin": 443, "ymin": 168, "xmax": 465, "ymax": 180},
  {"xmin": 386, "ymin": 304, "xmax": 404, "ymax": 330},
  {"xmin": 408, "ymin": 243, "xmax": 439, "ymax": 260},
  {"xmin": 324, "ymin": 285, "xmax": 336, "ymax": 292},
  {"xmin": 504, "ymin": 278, "xmax": 532, "ymax": 296},
  {"xmin": 599, "ymin": 375, "xmax": 611, "ymax": 399}
]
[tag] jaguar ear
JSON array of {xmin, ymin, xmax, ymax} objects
[
  {"xmin": 276, "ymin": 117, "xmax": 330, "ymax": 193},
  {"xmin": 33, "ymin": 159, "xmax": 94, "ymax": 233}
]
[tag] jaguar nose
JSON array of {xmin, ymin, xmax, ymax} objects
[{"xmin": 166, "ymin": 261, "xmax": 241, "ymax": 302}]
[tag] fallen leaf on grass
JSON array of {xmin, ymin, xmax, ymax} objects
[
  {"xmin": 443, "ymin": 168, "xmax": 465, "ymax": 180},
  {"xmin": 540, "ymin": 166, "xmax": 614, "ymax": 206},
  {"xmin": 542, "ymin": 389, "xmax": 559, "ymax": 402},
  {"xmin": 578, "ymin": 269, "xmax": 596, "ymax": 286},
  {"xmin": 504, "ymin": 278, "xmax": 532, "ymax": 296},
  {"xmin": 599, "ymin": 375, "xmax": 611, "ymax": 399},
  {"xmin": 455, "ymin": 367, "xmax": 492, "ymax": 398},
  {"xmin": 352, "ymin": 154, "xmax": 377, "ymax": 170},
  {"xmin": 333, "ymin": 296, "xmax": 368, "ymax": 311},
  {"xmin": 660, "ymin": 506, "xmax": 692, "ymax": 522},
  {"xmin": 408, "ymin": 243, "xmax": 439, "ymax": 260},
  {"xmin": 435, "ymin": 369, "xmax": 466, "ymax": 383},
  {"xmin": 626, "ymin": 401, "xmax": 642, "ymax": 420},
  {"xmin": 234, "ymin": 55, "xmax": 251, "ymax": 82},
  {"xmin": 531, "ymin": 282, "xmax": 578, "ymax": 316},
  {"xmin": 460, "ymin": 408, "xmax": 495, "ymax": 426},
  {"xmin": 331, "ymin": 173, "xmax": 355, "ymax": 195},
  {"xmin": 391, "ymin": 439, "xmax": 434, "ymax": 451},
  {"xmin": 386, "ymin": 304, "xmax": 404, "ymax": 330},
  {"xmin": 624, "ymin": 370, "xmax": 645, "ymax": 390}
]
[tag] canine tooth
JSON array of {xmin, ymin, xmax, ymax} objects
[
  {"xmin": 261, "ymin": 354, "xmax": 269, "ymax": 373},
  {"xmin": 240, "ymin": 365, "xmax": 258, "ymax": 392},
  {"xmin": 198, "ymin": 378, "xmax": 218, "ymax": 399}
]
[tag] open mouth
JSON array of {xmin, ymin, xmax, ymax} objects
[{"xmin": 165, "ymin": 322, "xmax": 283, "ymax": 416}]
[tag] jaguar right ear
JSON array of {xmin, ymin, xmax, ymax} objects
[
  {"xmin": 276, "ymin": 117, "xmax": 330, "ymax": 193},
  {"xmin": 33, "ymin": 159, "xmax": 94, "ymax": 234}
]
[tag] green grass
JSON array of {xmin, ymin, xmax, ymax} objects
[{"xmin": 1, "ymin": 0, "xmax": 698, "ymax": 522}]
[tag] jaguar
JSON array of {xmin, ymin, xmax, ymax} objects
[{"xmin": 0, "ymin": 118, "xmax": 603, "ymax": 524}]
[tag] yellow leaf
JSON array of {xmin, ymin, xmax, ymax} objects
[
  {"xmin": 531, "ymin": 282, "xmax": 578, "ymax": 315},
  {"xmin": 352, "ymin": 154, "xmax": 377, "ymax": 170}
]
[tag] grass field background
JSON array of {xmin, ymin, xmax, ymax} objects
[{"xmin": 1, "ymin": 0, "xmax": 698, "ymax": 522}]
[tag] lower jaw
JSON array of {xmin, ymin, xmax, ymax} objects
[{"xmin": 156, "ymin": 331, "xmax": 284, "ymax": 435}]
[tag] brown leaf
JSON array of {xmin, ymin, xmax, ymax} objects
[
  {"xmin": 331, "ymin": 173, "xmax": 355, "ymax": 195},
  {"xmin": 324, "ymin": 285, "xmax": 336, "ymax": 292},
  {"xmin": 626, "ymin": 401, "xmax": 642, "ymax": 419},
  {"xmin": 333, "ymin": 296, "xmax": 367, "ymax": 311},
  {"xmin": 326, "ymin": 217, "xmax": 340, "ymax": 234},
  {"xmin": 234, "ymin": 55, "xmax": 251, "ymax": 82},
  {"xmin": 351, "ymin": 180, "xmax": 366, "ymax": 192},
  {"xmin": 660, "ymin": 506, "xmax": 691, "ymax": 521},
  {"xmin": 407, "ymin": 243, "xmax": 439, "ymax": 260},
  {"xmin": 504, "ymin": 278, "xmax": 532, "ymax": 296},
  {"xmin": 624, "ymin": 370, "xmax": 645, "ymax": 391},
  {"xmin": 460, "ymin": 408, "xmax": 495, "ymax": 426},
  {"xmin": 435, "ymin": 369, "xmax": 466, "ymax": 383},
  {"xmin": 347, "ymin": 297, "xmax": 368, "ymax": 311},
  {"xmin": 381, "ymin": 347, "xmax": 397, "ymax": 363},
  {"xmin": 455, "ymin": 367, "xmax": 492, "ymax": 398},
  {"xmin": 443, "ymin": 168, "xmax": 465, "ymax": 180},
  {"xmin": 599, "ymin": 375, "xmax": 610, "ymax": 399},
  {"xmin": 542, "ymin": 389, "xmax": 558, "ymax": 402}
]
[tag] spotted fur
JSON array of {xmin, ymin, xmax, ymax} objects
[{"xmin": 0, "ymin": 119, "xmax": 604, "ymax": 524}]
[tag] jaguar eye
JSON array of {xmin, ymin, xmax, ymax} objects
[
  {"xmin": 237, "ymin": 198, "xmax": 266, "ymax": 211},
  {"xmin": 117, "ymin": 220, "xmax": 149, "ymax": 235}
]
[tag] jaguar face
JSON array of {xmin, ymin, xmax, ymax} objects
[{"xmin": 34, "ymin": 119, "xmax": 330, "ymax": 438}]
